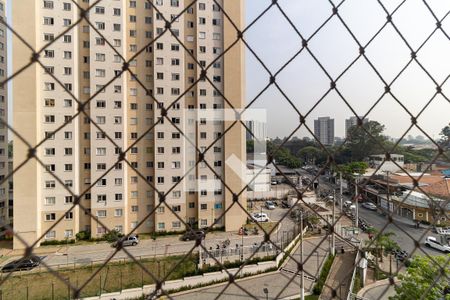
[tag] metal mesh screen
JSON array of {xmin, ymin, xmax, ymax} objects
[{"xmin": 0, "ymin": 0, "xmax": 449, "ymax": 299}]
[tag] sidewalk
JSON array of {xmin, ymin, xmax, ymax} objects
[
  {"xmin": 320, "ymin": 251, "xmax": 357, "ymax": 299},
  {"xmin": 357, "ymin": 277, "xmax": 397, "ymax": 300}
]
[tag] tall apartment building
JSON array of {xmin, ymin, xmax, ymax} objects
[
  {"xmin": 13, "ymin": 0, "xmax": 246, "ymax": 249},
  {"xmin": 245, "ymin": 120, "xmax": 267, "ymax": 142},
  {"xmin": 345, "ymin": 116, "xmax": 369, "ymax": 138},
  {"xmin": 314, "ymin": 117, "xmax": 334, "ymax": 146},
  {"xmin": 0, "ymin": 1, "xmax": 9, "ymax": 228}
]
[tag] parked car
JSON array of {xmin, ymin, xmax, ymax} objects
[
  {"xmin": 265, "ymin": 201, "xmax": 276, "ymax": 210},
  {"xmin": 281, "ymin": 200, "xmax": 291, "ymax": 208},
  {"xmin": 180, "ymin": 230, "xmax": 205, "ymax": 241},
  {"xmin": 1, "ymin": 255, "xmax": 42, "ymax": 272},
  {"xmin": 342, "ymin": 189, "xmax": 352, "ymax": 196},
  {"xmin": 424, "ymin": 236, "xmax": 450, "ymax": 253},
  {"xmin": 271, "ymin": 181, "xmax": 278, "ymax": 185},
  {"xmin": 343, "ymin": 200, "xmax": 353, "ymax": 208},
  {"xmin": 252, "ymin": 212, "xmax": 269, "ymax": 222},
  {"xmin": 362, "ymin": 202, "xmax": 377, "ymax": 211},
  {"xmin": 113, "ymin": 235, "xmax": 139, "ymax": 247}
]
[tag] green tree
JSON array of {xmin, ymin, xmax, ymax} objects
[
  {"xmin": 365, "ymin": 230, "xmax": 398, "ymax": 263},
  {"xmin": 338, "ymin": 161, "xmax": 369, "ymax": 180},
  {"xmin": 246, "ymin": 140, "xmax": 254, "ymax": 153},
  {"xmin": 267, "ymin": 141, "xmax": 302, "ymax": 169},
  {"xmin": 346, "ymin": 121, "xmax": 387, "ymax": 161},
  {"xmin": 297, "ymin": 146, "xmax": 326, "ymax": 165},
  {"xmin": 440, "ymin": 124, "xmax": 450, "ymax": 147},
  {"xmin": 390, "ymin": 255, "xmax": 450, "ymax": 300}
]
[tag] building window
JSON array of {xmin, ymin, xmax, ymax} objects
[
  {"xmin": 45, "ymin": 197, "xmax": 55, "ymax": 205},
  {"xmin": 45, "ymin": 213, "xmax": 56, "ymax": 221},
  {"xmin": 172, "ymin": 221, "xmax": 181, "ymax": 228},
  {"xmin": 97, "ymin": 210, "xmax": 107, "ymax": 218},
  {"xmin": 45, "ymin": 231, "xmax": 56, "ymax": 239}
]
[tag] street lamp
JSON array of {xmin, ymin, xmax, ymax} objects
[
  {"xmin": 353, "ymin": 173, "xmax": 361, "ymax": 230},
  {"xmin": 300, "ymin": 211, "xmax": 304, "ymax": 300}
]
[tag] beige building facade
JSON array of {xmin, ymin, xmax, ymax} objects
[
  {"xmin": 0, "ymin": 1, "xmax": 8, "ymax": 228},
  {"xmin": 12, "ymin": 0, "xmax": 246, "ymax": 249}
]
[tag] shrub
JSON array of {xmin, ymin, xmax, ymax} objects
[
  {"xmin": 183, "ymin": 255, "xmax": 275, "ymax": 277},
  {"xmin": 313, "ymin": 254, "xmax": 335, "ymax": 295},
  {"xmin": 75, "ymin": 230, "xmax": 91, "ymax": 241},
  {"xmin": 102, "ymin": 229, "xmax": 123, "ymax": 243},
  {"xmin": 41, "ymin": 239, "xmax": 76, "ymax": 246}
]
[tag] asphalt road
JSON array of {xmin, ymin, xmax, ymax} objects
[
  {"xmin": 300, "ymin": 170, "xmax": 448, "ymax": 257},
  {"xmin": 358, "ymin": 206, "xmax": 445, "ymax": 256},
  {"xmin": 31, "ymin": 206, "xmax": 296, "ymax": 268}
]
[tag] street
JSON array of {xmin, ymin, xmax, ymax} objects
[
  {"xmin": 4, "ymin": 205, "xmax": 298, "ymax": 269},
  {"xmin": 301, "ymin": 169, "xmax": 448, "ymax": 255},
  {"xmin": 358, "ymin": 206, "xmax": 445, "ymax": 256}
]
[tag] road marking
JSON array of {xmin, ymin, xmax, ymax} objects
[{"xmin": 279, "ymin": 267, "xmax": 316, "ymax": 281}]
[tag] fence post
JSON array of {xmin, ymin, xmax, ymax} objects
[
  {"xmin": 120, "ymin": 267, "xmax": 122, "ymax": 291},
  {"xmin": 26, "ymin": 283, "xmax": 29, "ymax": 300},
  {"xmin": 99, "ymin": 275, "xmax": 102, "ymax": 295},
  {"xmin": 51, "ymin": 282, "xmax": 54, "ymax": 300},
  {"xmin": 141, "ymin": 267, "xmax": 144, "ymax": 288},
  {"xmin": 68, "ymin": 278, "xmax": 71, "ymax": 300}
]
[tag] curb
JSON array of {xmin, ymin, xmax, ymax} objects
[
  {"xmin": 357, "ymin": 277, "xmax": 398, "ymax": 298},
  {"xmin": 168, "ymin": 270, "xmax": 280, "ymax": 297}
]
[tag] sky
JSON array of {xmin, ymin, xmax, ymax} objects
[
  {"xmin": 5, "ymin": 1, "xmax": 450, "ymax": 143},
  {"xmin": 244, "ymin": 0, "xmax": 450, "ymax": 141}
]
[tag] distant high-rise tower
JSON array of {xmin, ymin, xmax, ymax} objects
[
  {"xmin": 314, "ymin": 117, "xmax": 334, "ymax": 146},
  {"xmin": 345, "ymin": 116, "xmax": 369, "ymax": 137},
  {"xmin": 246, "ymin": 120, "xmax": 267, "ymax": 142}
]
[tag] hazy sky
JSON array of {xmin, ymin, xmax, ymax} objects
[
  {"xmin": 245, "ymin": 0, "xmax": 450, "ymax": 141},
  {"xmin": 5, "ymin": 1, "xmax": 450, "ymax": 143}
]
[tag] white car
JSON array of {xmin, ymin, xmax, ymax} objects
[
  {"xmin": 265, "ymin": 201, "xmax": 276, "ymax": 210},
  {"xmin": 252, "ymin": 213, "xmax": 269, "ymax": 222},
  {"xmin": 424, "ymin": 236, "xmax": 450, "ymax": 253},
  {"xmin": 343, "ymin": 200, "xmax": 352, "ymax": 208},
  {"xmin": 362, "ymin": 202, "xmax": 377, "ymax": 211}
]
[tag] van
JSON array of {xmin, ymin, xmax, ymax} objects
[{"xmin": 424, "ymin": 236, "xmax": 450, "ymax": 253}]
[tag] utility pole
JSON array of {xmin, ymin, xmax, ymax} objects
[
  {"xmin": 331, "ymin": 190, "xmax": 336, "ymax": 256},
  {"xmin": 385, "ymin": 171, "xmax": 391, "ymax": 214},
  {"xmin": 300, "ymin": 211, "xmax": 304, "ymax": 300},
  {"xmin": 355, "ymin": 175, "xmax": 359, "ymax": 229},
  {"xmin": 339, "ymin": 172, "xmax": 343, "ymax": 212}
]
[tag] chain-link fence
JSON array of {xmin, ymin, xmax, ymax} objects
[{"xmin": 0, "ymin": 0, "xmax": 449, "ymax": 299}]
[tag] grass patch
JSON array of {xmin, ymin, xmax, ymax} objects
[
  {"xmin": 352, "ymin": 270, "xmax": 361, "ymax": 294},
  {"xmin": 312, "ymin": 254, "xmax": 335, "ymax": 295},
  {"xmin": 0, "ymin": 253, "xmax": 276, "ymax": 299},
  {"xmin": 0, "ymin": 255, "xmax": 198, "ymax": 299}
]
